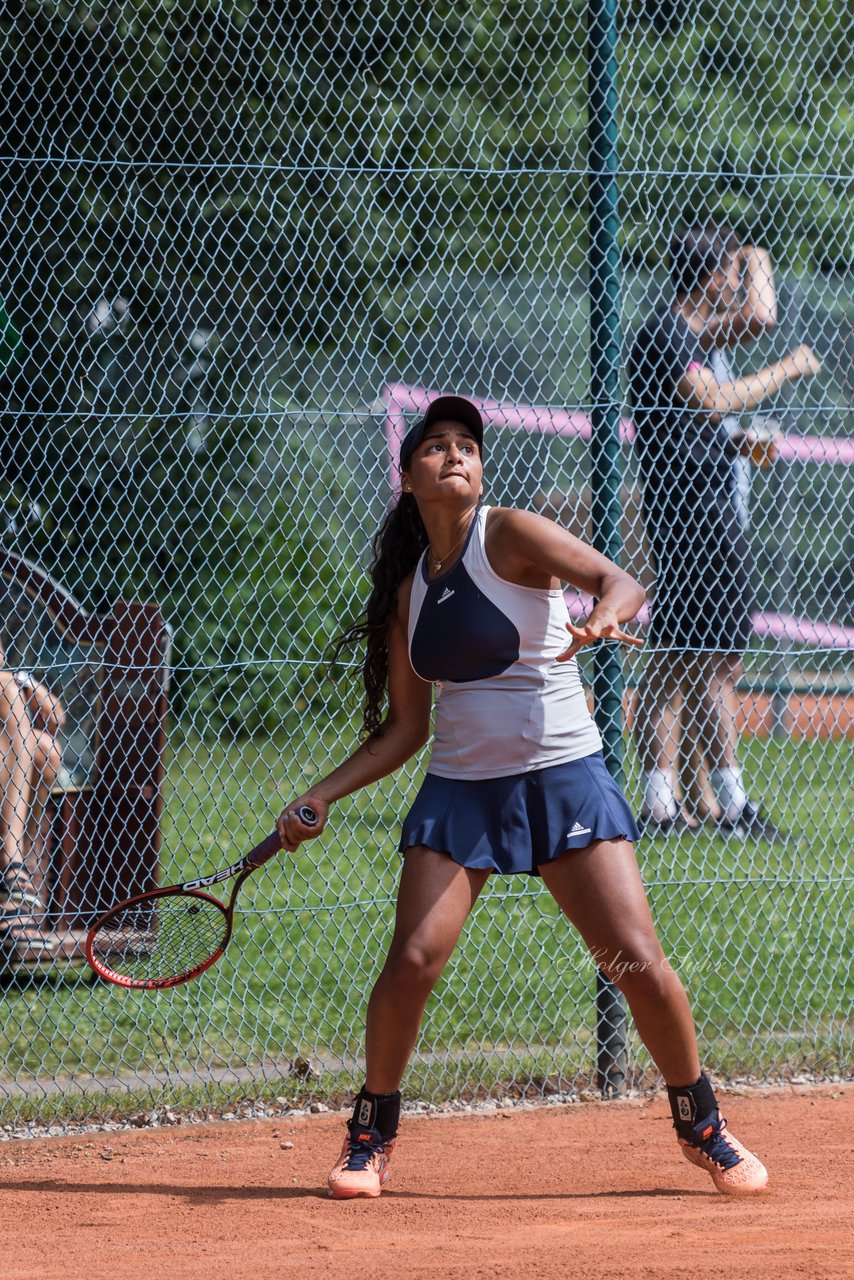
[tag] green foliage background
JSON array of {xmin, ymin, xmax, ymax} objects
[{"xmin": 0, "ymin": 0, "xmax": 851, "ymax": 729}]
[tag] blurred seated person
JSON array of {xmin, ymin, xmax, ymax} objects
[{"xmin": 0, "ymin": 644, "xmax": 66, "ymax": 962}]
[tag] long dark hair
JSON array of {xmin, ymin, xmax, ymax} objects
[{"xmin": 328, "ymin": 492, "xmax": 428, "ymax": 738}]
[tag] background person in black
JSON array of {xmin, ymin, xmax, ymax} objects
[{"xmin": 628, "ymin": 223, "xmax": 820, "ymax": 835}]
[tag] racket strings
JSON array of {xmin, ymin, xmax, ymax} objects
[{"xmin": 90, "ymin": 893, "xmax": 229, "ymax": 983}]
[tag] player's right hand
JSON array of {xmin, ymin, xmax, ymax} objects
[
  {"xmin": 277, "ymin": 795, "xmax": 328, "ymax": 852},
  {"xmin": 786, "ymin": 344, "xmax": 821, "ymax": 379},
  {"xmin": 556, "ymin": 609, "xmax": 644, "ymax": 662}
]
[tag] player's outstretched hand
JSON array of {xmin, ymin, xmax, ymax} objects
[
  {"xmin": 277, "ymin": 795, "xmax": 328, "ymax": 852},
  {"xmin": 556, "ymin": 610, "xmax": 644, "ymax": 663}
]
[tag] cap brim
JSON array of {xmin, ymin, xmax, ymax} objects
[{"xmin": 420, "ymin": 395, "xmax": 484, "ymax": 442}]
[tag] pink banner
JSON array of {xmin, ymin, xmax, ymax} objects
[
  {"xmin": 776, "ymin": 435, "xmax": 854, "ymax": 466},
  {"xmin": 383, "ymin": 381, "xmax": 854, "ymax": 469}
]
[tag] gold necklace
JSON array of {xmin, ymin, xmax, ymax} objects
[{"xmin": 429, "ymin": 516, "xmax": 474, "ymax": 575}]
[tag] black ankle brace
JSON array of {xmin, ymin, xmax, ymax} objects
[
  {"xmin": 350, "ymin": 1088, "xmax": 401, "ymax": 1140},
  {"xmin": 667, "ymin": 1071, "xmax": 718, "ymax": 1138}
]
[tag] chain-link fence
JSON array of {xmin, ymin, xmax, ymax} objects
[{"xmin": 0, "ymin": 2, "xmax": 850, "ymax": 1131}]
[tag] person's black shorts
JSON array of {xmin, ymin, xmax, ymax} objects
[{"xmin": 646, "ymin": 492, "xmax": 754, "ymax": 653}]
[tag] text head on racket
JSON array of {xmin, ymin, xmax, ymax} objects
[{"xmin": 86, "ymin": 805, "xmax": 318, "ymax": 991}]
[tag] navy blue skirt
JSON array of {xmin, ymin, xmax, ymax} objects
[{"xmin": 399, "ymin": 751, "xmax": 640, "ymax": 876}]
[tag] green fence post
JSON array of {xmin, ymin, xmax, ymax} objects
[{"xmin": 588, "ymin": 0, "xmax": 627, "ymax": 1098}]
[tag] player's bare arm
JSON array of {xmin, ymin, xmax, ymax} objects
[
  {"xmin": 486, "ymin": 507, "xmax": 645, "ymax": 662},
  {"xmin": 277, "ymin": 576, "xmax": 432, "ymax": 850}
]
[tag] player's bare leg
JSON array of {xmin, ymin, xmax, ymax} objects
[
  {"xmin": 328, "ymin": 849, "xmax": 489, "ymax": 1199},
  {"xmin": 365, "ymin": 848, "xmax": 489, "ymax": 1092},
  {"xmin": 539, "ymin": 840, "xmax": 768, "ymax": 1193},
  {"xmin": 539, "ymin": 839, "xmax": 700, "ymax": 1082}
]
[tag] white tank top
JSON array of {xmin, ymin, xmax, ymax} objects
[{"xmin": 407, "ymin": 505, "xmax": 602, "ymax": 779}]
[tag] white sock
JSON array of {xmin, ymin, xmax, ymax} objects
[
  {"xmin": 711, "ymin": 766, "xmax": 748, "ymax": 823},
  {"xmin": 643, "ymin": 768, "xmax": 679, "ymax": 822}
]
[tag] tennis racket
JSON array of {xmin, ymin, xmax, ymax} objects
[{"xmin": 85, "ymin": 806, "xmax": 318, "ymax": 990}]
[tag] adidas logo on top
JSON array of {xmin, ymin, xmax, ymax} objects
[{"xmin": 567, "ymin": 821, "xmax": 592, "ymax": 838}]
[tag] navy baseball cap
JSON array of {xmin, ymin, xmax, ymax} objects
[{"xmin": 399, "ymin": 395, "xmax": 484, "ymax": 468}]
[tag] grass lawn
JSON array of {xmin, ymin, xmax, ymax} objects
[{"xmin": 1, "ymin": 722, "xmax": 850, "ymax": 1125}]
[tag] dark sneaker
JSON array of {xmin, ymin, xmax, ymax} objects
[
  {"xmin": 717, "ymin": 800, "xmax": 785, "ymax": 842},
  {"xmin": 0, "ymin": 883, "xmax": 60, "ymax": 966},
  {"xmin": 677, "ymin": 1108, "xmax": 768, "ymax": 1195},
  {"xmin": 327, "ymin": 1123, "xmax": 396, "ymax": 1199}
]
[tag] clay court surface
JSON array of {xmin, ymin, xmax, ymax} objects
[{"xmin": 2, "ymin": 1084, "xmax": 851, "ymax": 1280}]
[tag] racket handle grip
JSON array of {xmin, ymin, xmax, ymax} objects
[
  {"xmin": 247, "ymin": 831, "xmax": 285, "ymax": 867},
  {"xmin": 247, "ymin": 807, "xmax": 319, "ymax": 868}
]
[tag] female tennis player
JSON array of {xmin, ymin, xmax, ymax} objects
[{"xmin": 277, "ymin": 395, "xmax": 768, "ymax": 1201}]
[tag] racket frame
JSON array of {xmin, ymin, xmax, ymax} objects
[
  {"xmin": 86, "ymin": 809, "xmax": 316, "ymax": 990},
  {"xmin": 85, "ymin": 880, "xmax": 243, "ymax": 990}
]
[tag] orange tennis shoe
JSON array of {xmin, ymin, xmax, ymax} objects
[
  {"xmin": 327, "ymin": 1124, "xmax": 396, "ymax": 1199},
  {"xmin": 678, "ymin": 1111, "xmax": 769, "ymax": 1195}
]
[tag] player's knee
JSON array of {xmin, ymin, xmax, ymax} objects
[
  {"xmin": 596, "ymin": 935, "xmax": 672, "ymax": 996},
  {"xmin": 384, "ymin": 941, "xmax": 447, "ymax": 992}
]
